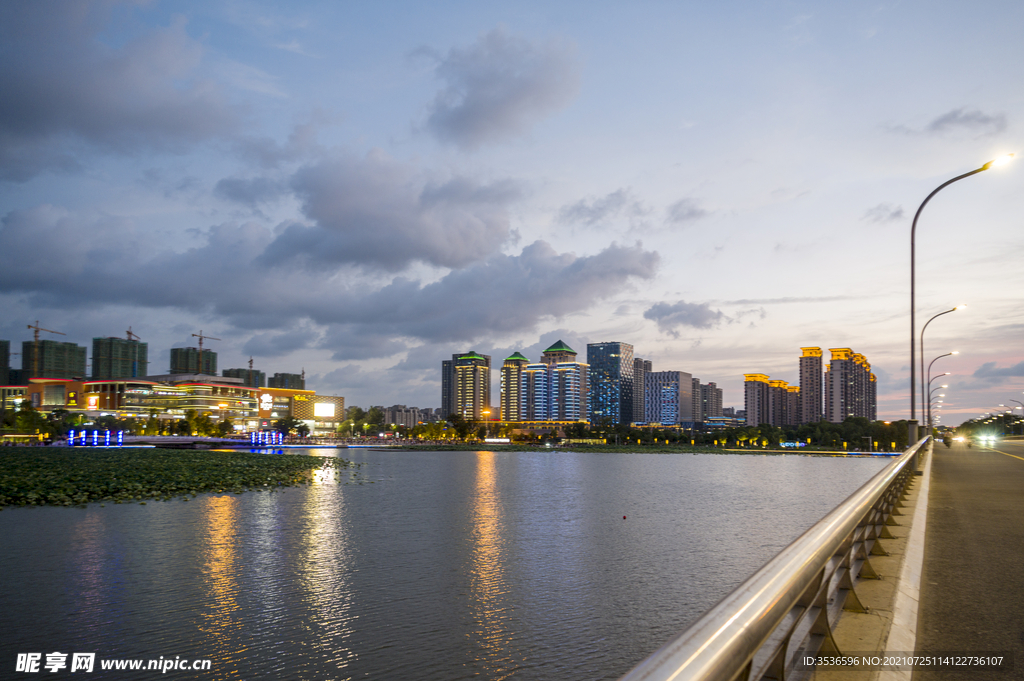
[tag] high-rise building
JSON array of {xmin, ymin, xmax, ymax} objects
[
  {"xmin": 633, "ymin": 357, "xmax": 652, "ymax": 423},
  {"xmin": 22, "ymin": 340, "xmax": 87, "ymax": 379},
  {"xmin": 92, "ymin": 337, "xmax": 149, "ymax": 379},
  {"xmin": 744, "ymin": 374, "xmax": 771, "ymax": 426},
  {"xmin": 691, "ymin": 377, "xmax": 703, "ymax": 423},
  {"xmin": 799, "ymin": 347, "xmax": 823, "ymax": 423},
  {"xmin": 441, "ymin": 358, "xmax": 455, "ymax": 418},
  {"xmin": 645, "ymin": 371, "xmax": 693, "ymax": 425},
  {"xmin": 0, "ymin": 340, "xmax": 8, "ymax": 386},
  {"xmin": 500, "ymin": 352, "xmax": 529, "ymax": 421},
  {"xmin": 268, "ymin": 372, "xmax": 304, "ymax": 390},
  {"xmin": 453, "ymin": 351, "xmax": 491, "ymax": 420},
  {"xmin": 170, "ymin": 347, "xmax": 217, "ymax": 375},
  {"xmin": 587, "ymin": 342, "xmax": 634, "ymax": 425},
  {"xmin": 700, "ymin": 381, "xmax": 723, "ymax": 420},
  {"xmin": 520, "ymin": 341, "xmax": 589, "ymax": 421},
  {"xmin": 825, "ymin": 349, "xmax": 876, "ymax": 422},
  {"xmin": 223, "ymin": 368, "xmax": 266, "ymax": 388}
]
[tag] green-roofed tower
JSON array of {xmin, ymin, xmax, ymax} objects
[
  {"xmin": 541, "ymin": 340, "xmax": 577, "ymax": 365},
  {"xmin": 501, "ymin": 351, "xmax": 530, "ymax": 421}
]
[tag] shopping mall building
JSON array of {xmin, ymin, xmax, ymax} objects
[{"xmin": 20, "ymin": 374, "xmax": 344, "ymax": 435}]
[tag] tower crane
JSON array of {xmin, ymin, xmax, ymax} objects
[
  {"xmin": 126, "ymin": 327, "xmax": 142, "ymax": 378},
  {"xmin": 191, "ymin": 330, "xmax": 221, "ymax": 376},
  {"xmin": 27, "ymin": 321, "xmax": 65, "ymax": 378}
]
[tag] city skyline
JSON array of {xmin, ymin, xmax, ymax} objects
[{"xmin": 1, "ymin": 2, "xmax": 1022, "ymax": 425}]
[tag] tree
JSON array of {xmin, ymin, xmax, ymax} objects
[{"xmin": 274, "ymin": 416, "xmax": 301, "ymax": 436}]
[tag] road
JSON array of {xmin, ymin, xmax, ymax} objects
[{"xmin": 914, "ymin": 438, "xmax": 1024, "ymax": 680}]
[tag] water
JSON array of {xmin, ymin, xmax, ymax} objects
[{"xmin": 0, "ymin": 449, "xmax": 889, "ymax": 680}]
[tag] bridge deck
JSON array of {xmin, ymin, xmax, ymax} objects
[{"xmin": 914, "ymin": 439, "xmax": 1024, "ymax": 679}]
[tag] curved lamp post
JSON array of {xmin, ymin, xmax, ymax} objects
[
  {"xmin": 909, "ymin": 154, "xmax": 1013, "ymax": 442},
  {"xmin": 1009, "ymin": 400, "xmax": 1024, "ymax": 435},
  {"xmin": 920, "ymin": 310, "xmax": 964, "ymax": 415},
  {"xmin": 925, "ymin": 351, "xmax": 956, "ymax": 428}
]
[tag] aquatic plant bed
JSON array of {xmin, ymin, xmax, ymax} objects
[{"xmin": 0, "ymin": 447, "xmax": 362, "ymax": 507}]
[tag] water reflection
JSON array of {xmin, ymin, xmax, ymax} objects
[
  {"xmin": 198, "ymin": 496, "xmax": 244, "ymax": 667},
  {"xmin": 300, "ymin": 477, "xmax": 357, "ymax": 672},
  {"xmin": 468, "ymin": 451, "xmax": 521, "ymax": 679},
  {"xmin": 66, "ymin": 513, "xmax": 110, "ymax": 637}
]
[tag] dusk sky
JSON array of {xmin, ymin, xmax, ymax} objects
[{"xmin": 1, "ymin": 1, "xmax": 1021, "ymax": 425}]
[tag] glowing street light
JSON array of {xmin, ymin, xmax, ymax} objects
[
  {"xmin": 920, "ymin": 310, "xmax": 963, "ymax": 418},
  {"xmin": 909, "ymin": 154, "xmax": 1014, "ymax": 441}
]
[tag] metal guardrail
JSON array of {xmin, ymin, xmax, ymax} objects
[{"xmin": 619, "ymin": 436, "xmax": 930, "ymax": 681}]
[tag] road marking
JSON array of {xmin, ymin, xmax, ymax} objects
[{"xmin": 989, "ymin": 448, "xmax": 1024, "ymax": 462}]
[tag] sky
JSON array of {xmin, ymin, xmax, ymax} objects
[{"xmin": 1, "ymin": 0, "xmax": 1022, "ymax": 426}]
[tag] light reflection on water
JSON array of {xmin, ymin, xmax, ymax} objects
[{"xmin": 0, "ymin": 450, "xmax": 889, "ymax": 680}]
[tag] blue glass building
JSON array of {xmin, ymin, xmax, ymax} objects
[{"xmin": 586, "ymin": 341, "xmax": 634, "ymax": 425}]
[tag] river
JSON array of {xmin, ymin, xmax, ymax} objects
[{"xmin": 0, "ymin": 448, "xmax": 889, "ymax": 680}]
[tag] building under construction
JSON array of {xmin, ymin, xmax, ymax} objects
[
  {"xmin": 92, "ymin": 337, "xmax": 149, "ymax": 379},
  {"xmin": 22, "ymin": 339, "xmax": 87, "ymax": 379},
  {"xmin": 170, "ymin": 347, "xmax": 217, "ymax": 375}
]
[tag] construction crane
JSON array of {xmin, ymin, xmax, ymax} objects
[
  {"xmin": 126, "ymin": 327, "xmax": 142, "ymax": 378},
  {"xmin": 191, "ymin": 330, "xmax": 221, "ymax": 376},
  {"xmin": 27, "ymin": 321, "xmax": 66, "ymax": 378}
]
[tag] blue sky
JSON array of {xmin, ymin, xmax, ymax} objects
[{"xmin": 1, "ymin": 1, "xmax": 1022, "ymax": 424}]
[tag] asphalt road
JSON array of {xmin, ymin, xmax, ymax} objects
[{"xmin": 914, "ymin": 438, "xmax": 1024, "ymax": 680}]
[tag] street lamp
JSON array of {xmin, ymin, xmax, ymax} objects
[
  {"xmin": 1009, "ymin": 400, "xmax": 1024, "ymax": 435},
  {"xmin": 920, "ymin": 310, "xmax": 963, "ymax": 416},
  {"xmin": 909, "ymin": 154, "xmax": 1013, "ymax": 442},
  {"xmin": 925, "ymin": 352, "xmax": 956, "ymax": 428}
]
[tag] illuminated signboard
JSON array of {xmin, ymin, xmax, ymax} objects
[
  {"xmin": 313, "ymin": 402, "xmax": 335, "ymax": 418},
  {"xmin": 260, "ymin": 393, "xmax": 273, "ymax": 410},
  {"xmin": 67, "ymin": 391, "xmax": 78, "ymax": 406},
  {"xmin": 87, "ymin": 395, "xmax": 99, "ymax": 409}
]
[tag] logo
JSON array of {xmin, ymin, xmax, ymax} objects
[{"xmin": 260, "ymin": 393, "xmax": 273, "ymax": 410}]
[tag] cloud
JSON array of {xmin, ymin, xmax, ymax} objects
[
  {"xmin": 972, "ymin": 361, "xmax": 1024, "ymax": 382},
  {"xmin": 320, "ymin": 327, "xmax": 409, "ymax": 361},
  {"xmin": 926, "ymin": 108, "xmax": 1007, "ymax": 136},
  {"xmin": 215, "ymin": 176, "xmax": 289, "ymax": 208},
  {"xmin": 335, "ymin": 240, "xmax": 660, "ymax": 342},
  {"xmin": 862, "ymin": 203, "xmax": 904, "ymax": 223},
  {"xmin": 665, "ymin": 198, "xmax": 708, "ymax": 224},
  {"xmin": 264, "ymin": 149, "xmax": 521, "ymax": 271},
  {"xmin": 421, "ymin": 28, "xmax": 580, "ymax": 149},
  {"xmin": 644, "ymin": 300, "xmax": 726, "ymax": 336},
  {"xmin": 0, "ymin": 205, "xmax": 658, "ymax": 346},
  {"xmin": 242, "ymin": 328, "xmax": 317, "ymax": 358},
  {"xmin": 724, "ymin": 296, "xmax": 856, "ymax": 305},
  {"xmin": 558, "ymin": 189, "xmax": 648, "ymax": 226},
  {"xmin": 0, "ymin": 4, "xmax": 239, "ymax": 181}
]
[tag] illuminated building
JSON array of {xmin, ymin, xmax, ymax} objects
[
  {"xmin": 92, "ymin": 337, "xmax": 148, "ymax": 379},
  {"xmin": 454, "ymin": 351, "xmax": 491, "ymax": 420},
  {"xmin": 644, "ymin": 371, "xmax": 694, "ymax": 425},
  {"xmin": 170, "ymin": 347, "xmax": 217, "ymax": 375},
  {"xmin": 441, "ymin": 358, "xmax": 455, "ymax": 418},
  {"xmin": 500, "ymin": 352, "xmax": 529, "ymax": 421},
  {"xmin": 22, "ymin": 339, "xmax": 86, "ymax": 379},
  {"xmin": 587, "ymin": 341, "xmax": 634, "ymax": 425},
  {"xmin": 744, "ymin": 374, "xmax": 770, "ymax": 426},
  {"xmin": 634, "ymin": 357, "xmax": 652, "ymax": 422},
  {"xmin": 799, "ymin": 347, "xmax": 823, "ymax": 423},
  {"xmin": 825, "ymin": 349, "xmax": 877, "ymax": 422},
  {"xmin": 521, "ymin": 341, "xmax": 588, "ymax": 422}
]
